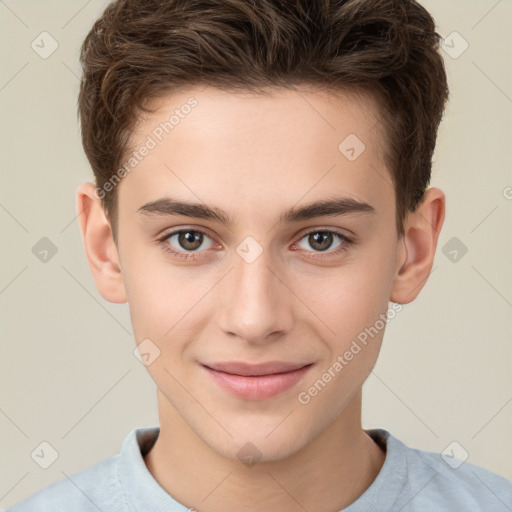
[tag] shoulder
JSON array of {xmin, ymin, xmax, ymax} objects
[
  {"xmin": 5, "ymin": 453, "xmax": 127, "ymax": 512},
  {"xmin": 384, "ymin": 430, "xmax": 512, "ymax": 510}
]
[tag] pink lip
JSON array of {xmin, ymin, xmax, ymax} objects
[{"xmin": 201, "ymin": 361, "xmax": 314, "ymax": 401}]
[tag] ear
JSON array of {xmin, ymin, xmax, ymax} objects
[
  {"xmin": 390, "ymin": 187, "xmax": 445, "ymax": 304},
  {"xmin": 76, "ymin": 182, "xmax": 127, "ymax": 304}
]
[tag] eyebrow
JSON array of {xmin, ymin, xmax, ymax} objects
[{"xmin": 137, "ymin": 195, "xmax": 376, "ymax": 227}]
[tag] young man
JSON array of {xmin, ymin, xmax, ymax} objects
[{"xmin": 7, "ymin": 0, "xmax": 512, "ymax": 511}]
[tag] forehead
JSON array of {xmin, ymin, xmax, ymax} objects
[{"xmin": 118, "ymin": 85, "xmax": 394, "ymax": 224}]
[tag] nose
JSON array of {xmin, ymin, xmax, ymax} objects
[{"xmin": 215, "ymin": 245, "xmax": 294, "ymax": 345}]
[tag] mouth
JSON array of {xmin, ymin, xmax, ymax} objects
[{"xmin": 201, "ymin": 361, "xmax": 314, "ymax": 400}]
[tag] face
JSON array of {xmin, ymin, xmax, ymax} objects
[{"xmin": 114, "ymin": 85, "xmax": 404, "ymax": 462}]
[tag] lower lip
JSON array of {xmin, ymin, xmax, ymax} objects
[{"xmin": 202, "ymin": 364, "xmax": 313, "ymax": 401}]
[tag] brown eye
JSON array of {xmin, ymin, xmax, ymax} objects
[
  {"xmin": 160, "ymin": 229, "xmax": 215, "ymax": 257},
  {"xmin": 176, "ymin": 230, "xmax": 204, "ymax": 251},
  {"xmin": 307, "ymin": 232, "xmax": 334, "ymax": 251},
  {"xmin": 295, "ymin": 229, "xmax": 353, "ymax": 257}
]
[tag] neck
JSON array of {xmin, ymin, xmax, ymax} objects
[{"xmin": 144, "ymin": 389, "xmax": 385, "ymax": 512}]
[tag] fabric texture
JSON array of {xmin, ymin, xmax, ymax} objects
[{"xmin": 6, "ymin": 425, "xmax": 512, "ymax": 511}]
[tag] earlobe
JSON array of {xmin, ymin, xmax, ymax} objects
[
  {"xmin": 76, "ymin": 182, "xmax": 127, "ymax": 304},
  {"xmin": 390, "ymin": 188, "xmax": 445, "ymax": 304}
]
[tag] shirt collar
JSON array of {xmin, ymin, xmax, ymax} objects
[
  {"xmin": 342, "ymin": 428, "xmax": 408, "ymax": 511},
  {"xmin": 118, "ymin": 425, "xmax": 405, "ymax": 512},
  {"xmin": 118, "ymin": 425, "xmax": 189, "ymax": 511}
]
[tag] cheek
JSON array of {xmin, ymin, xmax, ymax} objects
[
  {"xmin": 124, "ymin": 265, "xmax": 210, "ymax": 393},
  {"xmin": 123, "ymin": 253, "xmax": 215, "ymax": 347},
  {"xmin": 295, "ymin": 264, "xmax": 392, "ymax": 416},
  {"xmin": 294, "ymin": 248, "xmax": 395, "ymax": 346}
]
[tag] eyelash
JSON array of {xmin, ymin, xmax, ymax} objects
[{"xmin": 156, "ymin": 227, "xmax": 354, "ymax": 261}]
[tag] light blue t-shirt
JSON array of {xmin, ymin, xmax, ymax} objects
[{"xmin": 5, "ymin": 426, "xmax": 512, "ymax": 511}]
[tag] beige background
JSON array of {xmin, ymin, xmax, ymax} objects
[{"xmin": 1, "ymin": 0, "xmax": 511, "ymax": 508}]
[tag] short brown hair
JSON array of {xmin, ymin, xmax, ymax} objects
[{"xmin": 78, "ymin": 0, "xmax": 449, "ymax": 243}]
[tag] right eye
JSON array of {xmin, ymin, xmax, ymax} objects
[{"xmin": 157, "ymin": 228, "xmax": 216, "ymax": 260}]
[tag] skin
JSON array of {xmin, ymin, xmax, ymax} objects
[{"xmin": 77, "ymin": 85, "xmax": 445, "ymax": 512}]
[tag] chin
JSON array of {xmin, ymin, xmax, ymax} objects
[{"xmin": 204, "ymin": 421, "xmax": 314, "ymax": 465}]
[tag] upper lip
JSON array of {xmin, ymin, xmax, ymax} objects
[{"xmin": 202, "ymin": 361, "xmax": 312, "ymax": 376}]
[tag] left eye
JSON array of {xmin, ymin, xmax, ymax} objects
[{"xmin": 295, "ymin": 230, "xmax": 349, "ymax": 253}]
